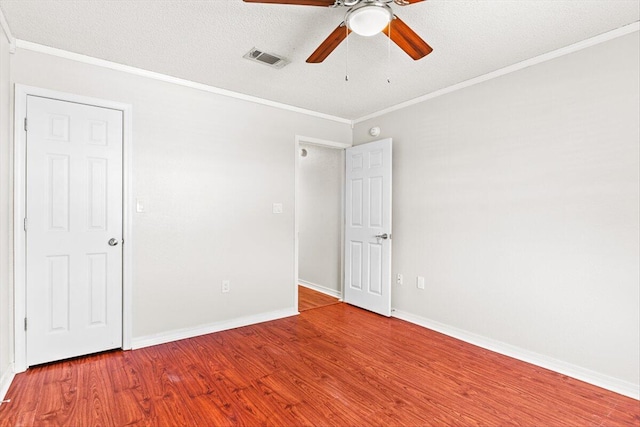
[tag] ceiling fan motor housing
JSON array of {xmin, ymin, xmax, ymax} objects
[{"xmin": 332, "ymin": 0, "xmax": 396, "ymax": 6}]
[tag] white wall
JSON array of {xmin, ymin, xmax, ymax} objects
[
  {"xmin": 10, "ymin": 48, "xmax": 352, "ymax": 341},
  {"xmin": 353, "ymin": 32, "xmax": 640, "ymax": 391},
  {"xmin": 0, "ymin": 16, "xmax": 13, "ymax": 396},
  {"xmin": 298, "ymin": 144, "xmax": 343, "ymax": 294}
]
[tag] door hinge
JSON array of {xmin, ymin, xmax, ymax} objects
[
  {"xmin": 24, "ymin": 318, "xmax": 27, "ymax": 331},
  {"xmin": 24, "ymin": 117, "xmax": 27, "ymax": 132},
  {"xmin": 23, "ymin": 218, "xmax": 27, "ymax": 232}
]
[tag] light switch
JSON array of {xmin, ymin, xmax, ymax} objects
[
  {"xmin": 272, "ymin": 203, "xmax": 283, "ymax": 214},
  {"xmin": 417, "ymin": 276, "xmax": 425, "ymax": 290},
  {"xmin": 136, "ymin": 198, "xmax": 146, "ymax": 213}
]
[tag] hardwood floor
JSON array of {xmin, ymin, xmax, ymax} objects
[
  {"xmin": 298, "ymin": 285, "xmax": 340, "ymax": 312},
  {"xmin": 1, "ymin": 303, "xmax": 638, "ymax": 426}
]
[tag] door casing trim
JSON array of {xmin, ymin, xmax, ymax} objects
[{"xmin": 13, "ymin": 84, "xmax": 133, "ymax": 372}]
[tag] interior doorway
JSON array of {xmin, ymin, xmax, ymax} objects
[{"xmin": 294, "ymin": 136, "xmax": 350, "ymax": 311}]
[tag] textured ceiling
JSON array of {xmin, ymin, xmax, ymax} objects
[{"xmin": 1, "ymin": 0, "xmax": 638, "ymax": 120}]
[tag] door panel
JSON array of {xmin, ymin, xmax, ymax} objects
[
  {"xmin": 369, "ymin": 243, "xmax": 383, "ymax": 295},
  {"xmin": 48, "ymin": 255, "xmax": 70, "ymax": 331},
  {"xmin": 369, "ymin": 176, "xmax": 383, "ymax": 227},
  {"xmin": 47, "ymin": 154, "xmax": 70, "ymax": 230},
  {"xmin": 88, "ymin": 253, "xmax": 108, "ymax": 325},
  {"xmin": 350, "ymin": 179, "xmax": 363, "ymax": 226},
  {"xmin": 26, "ymin": 95, "xmax": 123, "ymax": 366},
  {"xmin": 88, "ymin": 158, "xmax": 108, "ymax": 230},
  {"xmin": 344, "ymin": 138, "xmax": 392, "ymax": 316}
]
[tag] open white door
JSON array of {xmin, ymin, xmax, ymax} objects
[
  {"xmin": 25, "ymin": 95, "xmax": 123, "ymax": 366},
  {"xmin": 344, "ymin": 138, "xmax": 392, "ymax": 316}
]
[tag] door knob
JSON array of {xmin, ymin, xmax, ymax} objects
[
  {"xmin": 375, "ymin": 233, "xmax": 388, "ymax": 240},
  {"xmin": 108, "ymin": 238, "xmax": 119, "ymax": 246}
]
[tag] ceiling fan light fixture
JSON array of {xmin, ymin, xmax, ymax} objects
[{"xmin": 346, "ymin": 4, "xmax": 392, "ymax": 37}]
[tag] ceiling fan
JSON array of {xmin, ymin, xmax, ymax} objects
[{"xmin": 243, "ymin": 0, "xmax": 433, "ymax": 63}]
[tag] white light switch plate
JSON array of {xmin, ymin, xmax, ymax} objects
[
  {"xmin": 136, "ymin": 198, "xmax": 146, "ymax": 213},
  {"xmin": 272, "ymin": 203, "xmax": 283, "ymax": 214}
]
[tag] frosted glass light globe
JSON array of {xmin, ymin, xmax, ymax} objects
[{"xmin": 347, "ymin": 5, "xmax": 392, "ymax": 37}]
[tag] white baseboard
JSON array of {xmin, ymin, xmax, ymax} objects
[
  {"xmin": 298, "ymin": 280, "xmax": 342, "ymax": 299},
  {"xmin": 0, "ymin": 363, "xmax": 15, "ymax": 405},
  {"xmin": 132, "ymin": 308, "xmax": 299, "ymax": 350},
  {"xmin": 392, "ymin": 309, "xmax": 639, "ymax": 400}
]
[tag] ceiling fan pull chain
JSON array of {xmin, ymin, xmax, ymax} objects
[
  {"xmin": 345, "ymin": 23, "xmax": 350, "ymax": 82},
  {"xmin": 387, "ymin": 21, "xmax": 392, "ymax": 84}
]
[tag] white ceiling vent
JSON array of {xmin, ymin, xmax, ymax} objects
[{"xmin": 243, "ymin": 48, "xmax": 289, "ymax": 69}]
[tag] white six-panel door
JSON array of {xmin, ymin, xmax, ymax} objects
[
  {"xmin": 344, "ymin": 138, "xmax": 392, "ymax": 316},
  {"xmin": 26, "ymin": 95, "xmax": 123, "ymax": 366}
]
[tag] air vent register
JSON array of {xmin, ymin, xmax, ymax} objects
[{"xmin": 243, "ymin": 48, "xmax": 290, "ymax": 69}]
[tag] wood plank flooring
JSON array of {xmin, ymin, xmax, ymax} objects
[
  {"xmin": 298, "ymin": 286, "xmax": 340, "ymax": 312},
  {"xmin": 1, "ymin": 303, "xmax": 638, "ymax": 426}
]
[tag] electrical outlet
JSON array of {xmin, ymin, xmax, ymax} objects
[
  {"xmin": 222, "ymin": 280, "xmax": 230, "ymax": 293},
  {"xmin": 417, "ymin": 276, "xmax": 425, "ymax": 290},
  {"xmin": 396, "ymin": 274, "xmax": 403, "ymax": 285}
]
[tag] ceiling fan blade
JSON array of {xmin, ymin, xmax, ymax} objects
[
  {"xmin": 243, "ymin": 0, "xmax": 336, "ymax": 6},
  {"xmin": 393, "ymin": 0, "xmax": 426, "ymax": 5},
  {"xmin": 382, "ymin": 15, "xmax": 433, "ymax": 60},
  {"xmin": 306, "ymin": 22, "xmax": 351, "ymax": 63}
]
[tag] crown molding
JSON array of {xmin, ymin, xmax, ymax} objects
[
  {"xmin": 14, "ymin": 39, "xmax": 352, "ymax": 125},
  {"xmin": 354, "ymin": 21, "xmax": 640, "ymax": 124},
  {"xmin": 11, "ymin": 19, "xmax": 639, "ymax": 126},
  {"xmin": 0, "ymin": 8, "xmax": 16, "ymax": 53}
]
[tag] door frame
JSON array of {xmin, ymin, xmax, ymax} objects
[
  {"xmin": 13, "ymin": 84, "xmax": 133, "ymax": 372},
  {"xmin": 294, "ymin": 135, "xmax": 351, "ymax": 311}
]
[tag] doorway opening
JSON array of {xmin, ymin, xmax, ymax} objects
[{"xmin": 294, "ymin": 136, "xmax": 350, "ymax": 312}]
